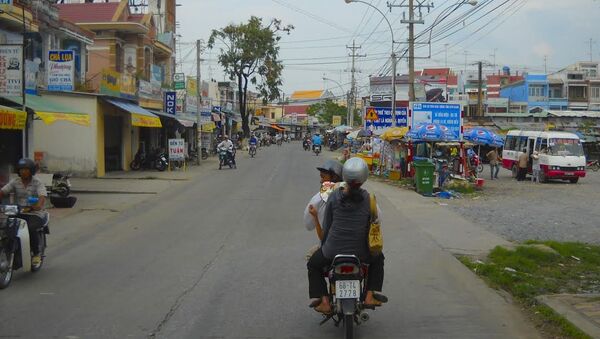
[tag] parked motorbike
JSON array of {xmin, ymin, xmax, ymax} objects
[
  {"xmin": 130, "ymin": 149, "xmax": 168, "ymax": 172},
  {"xmin": 329, "ymin": 140, "xmax": 338, "ymax": 152},
  {"xmin": 586, "ymin": 159, "xmax": 600, "ymax": 172},
  {"xmin": 314, "ymin": 145, "xmax": 322, "ymax": 156},
  {"xmin": 218, "ymin": 149, "xmax": 236, "ymax": 170},
  {"xmin": 277, "ymin": 139, "xmax": 283, "ymax": 146},
  {"xmin": 0, "ymin": 200, "xmax": 49, "ymax": 289},
  {"xmin": 303, "ymin": 140, "xmax": 311, "ymax": 151},
  {"xmin": 249, "ymin": 144, "xmax": 257, "ymax": 158},
  {"xmin": 317, "ymin": 254, "xmax": 386, "ymax": 339},
  {"xmin": 201, "ymin": 147, "xmax": 209, "ymax": 160},
  {"xmin": 469, "ymin": 154, "xmax": 483, "ymax": 173}
]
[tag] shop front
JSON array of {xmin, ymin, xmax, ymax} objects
[{"xmin": 0, "ymin": 105, "xmax": 27, "ymax": 185}]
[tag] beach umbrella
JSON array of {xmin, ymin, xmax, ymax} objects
[
  {"xmin": 406, "ymin": 123, "xmax": 457, "ymax": 142},
  {"xmin": 463, "ymin": 127, "xmax": 496, "ymax": 146},
  {"xmin": 381, "ymin": 127, "xmax": 410, "ymax": 141}
]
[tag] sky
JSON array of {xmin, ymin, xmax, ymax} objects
[{"xmin": 177, "ymin": 0, "xmax": 600, "ymax": 98}]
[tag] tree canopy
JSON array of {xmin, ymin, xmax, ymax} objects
[
  {"xmin": 208, "ymin": 17, "xmax": 293, "ymax": 137},
  {"xmin": 307, "ymin": 100, "xmax": 362, "ymax": 126}
]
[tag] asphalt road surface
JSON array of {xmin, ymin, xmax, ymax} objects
[{"xmin": 0, "ymin": 143, "xmax": 538, "ymax": 339}]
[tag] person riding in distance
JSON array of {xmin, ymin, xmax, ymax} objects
[
  {"xmin": 307, "ymin": 157, "xmax": 386, "ymax": 315},
  {"xmin": 312, "ymin": 132, "xmax": 323, "ymax": 151},
  {"xmin": 0, "ymin": 158, "xmax": 47, "ymax": 268},
  {"xmin": 217, "ymin": 135, "xmax": 236, "ymax": 164}
]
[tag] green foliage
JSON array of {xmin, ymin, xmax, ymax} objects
[
  {"xmin": 208, "ymin": 16, "xmax": 293, "ymax": 136},
  {"xmin": 460, "ymin": 242, "xmax": 600, "ymax": 338},
  {"xmin": 306, "ymin": 100, "xmax": 362, "ymax": 125}
]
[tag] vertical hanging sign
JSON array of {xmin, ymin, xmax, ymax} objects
[
  {"xmin": 0, "ymin": 45, "xmax": 23, "ymax": 97},
  {"xmin": 164, "ymin": 91, "xmax": 176, "ymax": 115},
  {"xmin": 47, "ymin": 50, "xmax": 75, "ymax": 91}
]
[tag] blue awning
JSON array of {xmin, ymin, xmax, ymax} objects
[{"xmin": 104, "ymin": 98, "xmax": 158, "ymax": 118}]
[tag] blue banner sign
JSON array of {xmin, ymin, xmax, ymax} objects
[
  {"xmin": 164, "ymin": 91, "xmax": 176, "ymax": 115},
  {"xmin": 364, "ymin": 106, "xmax": 408, "ymax": 134},
  {"xmin": 411, "ymin": 102, "xmax": 462, "ymax": 139}
]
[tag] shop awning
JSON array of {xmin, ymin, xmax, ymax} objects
[
  {"xmin": 0, "ymin": 105, "xmax": 27, "ymax": 130},
  {"xmin": 177, "ymin": 118, "xmax": 195, "ymax": 128},
  {"xmin": 104, "ymin": 98, "xmax": 162, "ymax": 128},
  {"xmin": 4, "ymin": 95, "xmax": 90, "ymax": 126},
  {"xmin": 270, "ymin": 124, "xmax": 285, "ymax": 132},
  {"xmin": 148, "ymin": 110, "xmax": 195, "ymax": 128}
]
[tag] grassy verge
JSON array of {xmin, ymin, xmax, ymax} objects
[{"xmin": 459, "ymin": 241, "xmax": 600, "ymax": 338}]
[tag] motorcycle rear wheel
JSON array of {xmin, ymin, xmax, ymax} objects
[
  {"xmin": 592, "ymin": 164, "xmax": 600, "ymax": 172},
  {"xmin": 156, "ymin": 162, "xmax": 167, "ymax": 172},
  {"xmin": 54, "ymin": 183, "xmax": 70, "ymax": 197},
  {"xmin": 130, "ymin": 161, "xmax": 141, "ymax": 171},
  {"xmin": 0, "ymin": 249, "xmax": 14, "ymax": 289},
  {"xmin": 344, "ymin": 314, "xmax": 354, "ymax": 339}
]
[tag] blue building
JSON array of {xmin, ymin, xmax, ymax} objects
[{"xmin": 500, "ymin": 74, "xmax": 555, "ymax": 113}]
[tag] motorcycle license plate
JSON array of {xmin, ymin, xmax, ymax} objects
[{"xmin": 335, "ymin": 280, "xmax": 360, "ymax": 299}]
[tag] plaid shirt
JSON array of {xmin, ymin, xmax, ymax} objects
[{"xmin": 1, "ymin": 177, "xmax": 47, "ymax": 216}]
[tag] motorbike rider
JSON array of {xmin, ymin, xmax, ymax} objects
[
  {"xmin": 312, "ymin": 132, "xmax": 323, "ymax": 152},
  {"xmin": 217, "ymin": 135, "xmax": 236, "ymax": 165},
  {"xmin": 307, "ymin": 157, "xmax": 386, "ymax": 314},
  {"xmin": 248, "ymin": 134, "xmax": 258, "ymax": 153},
  {"xmin": 0, "ymin": 158, "xmax": 47, "ymax": 269}
]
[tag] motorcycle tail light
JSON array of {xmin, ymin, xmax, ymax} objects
[{"xmin": 335, "ymin": 265, "xmax": 359, "ymax": 275}]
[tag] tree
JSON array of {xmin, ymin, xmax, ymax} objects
[
  {"xmin": 208, "ymin": 17, "xmax": 293, "ymax": 137},
  {"xmin": 307, "ymin": 100, "xmax": 363, "ymax": 126}
]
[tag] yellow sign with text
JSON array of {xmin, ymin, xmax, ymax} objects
[
  {"xmin": 131, "ymin": 114, "xmax": 162, "ymax": 128},
  {"xmin": 36, "ymin": 112, "xmax": 90, "ymax": 127},
  {"xmin": 332, "ymin": 115, "xmax": 342, "ymax": 126},
  {"xmin": 0, "ymin": 107, "xmax": 27, "ymax": 130}
]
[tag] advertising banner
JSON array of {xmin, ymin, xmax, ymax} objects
[
  {"xmin": 168, "ymin": 139, "xmax": 185, "ymax": 161},
  {"xmin": 186, "ymin": 78, "xmax": 197, "ymax": 96},
  {"xmin": 150, "ymin": 64, "xmax": 163, "ymax": 85},
  {"xmin": 0, "ymin": 107, "xmax": 26, "ymax": 130},
  {"xmin": 173, "ymin": 73, "xmax": 185, "ymax": 90},
  {"xmin": 100, "ymin": 69, "xmax": 121, "ymax": 97},
  {"xmin": 364, "ymin": 106, "xmax": 408, "ymax": 134},
  {"xmin": 410, "ymin": 102, "xmax": 462, "ymax": 139},
  {"xmin": 47, "ymin": 50, "xmax": 74, "ymax": 91},
  {"xmin": 164, "ymin": 91, "xmax": 176, "ymax": 115},
  {"xmin": 0, "ymin": 45, "xmax": 23, "ymax": 96},
  {"xmin": 332, "ymin": 115, "xmax": 342, "ymax": 126},
  {"xmin": 120, "ymin": 73, "xmax": 136, "ymax": 100},
  {"xmin": 25, "ymin": 60, "xmax": 39, "ymax": 95}
]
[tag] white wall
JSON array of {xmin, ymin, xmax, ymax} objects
[{"xmin": 32, "ymin": 93, "xmax": 98, "ymax": 176}]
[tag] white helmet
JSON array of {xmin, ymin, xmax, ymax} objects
[{"xmin": 343, "ymin": 157, "xmax": 369, "ymax": 186}]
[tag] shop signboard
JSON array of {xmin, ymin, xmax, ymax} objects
[
  {"xmin": 0, "ymin": 45, "xmax": 23, "ymax": 96},
  {"xmin": 173, "ymin": 73, "xmax": 185, "ymax": 90},
  {"xmin": 100, "ymin": 69, "xmax": 121, "ymax": 97},
  {"xmin": 47, "ymin": 50, "xmax": 74, "ymax": 91},
  {"xmin": 364, "ymin": 106, "xmax": 408, "ymax": 134},
  {"xmin": 168, "ymin": 138, "xmax": 185, "ymax": 161},
  {"xmin": 410, "ymin": 102, "xmax": 462, "ymax": 139},
  {"xmin": 186, "ymin": 78, "xmax": 197, "ymax": 96},
  {"xmin": 164, "ymin": 91, "xmax": 176, "ymax": 115},
  {"xmin": 120, "ymin": 73, "xmax": 137, "ymax": 100},
  {"xmin": 186, "ymin": 95, "xmax": 198, "ymax": 113},
  {"xmin": 25, "ymin": 60, "xmax": 39, "ymax": 95},
  {"xmin": 332, "ymin": 115, "xmax": 342, "ymax": 126},
  {"xmin": 138, "ymin": 79, "xmax": 161, "ymax": 100}
]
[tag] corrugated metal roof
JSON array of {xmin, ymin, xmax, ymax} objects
[
  {"xmin": 546, "ymin": 110, "xmax": 600, "ymax": 118},
  {"xmin": 57, "ymin": 3, "xmax": 120, "ymax": 24}
]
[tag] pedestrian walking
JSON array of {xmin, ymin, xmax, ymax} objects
[
  {"xmin": 531, "ymin": 151, "xmax": 540, "ymax": 183},
  {"xmin": 486, "ymin": 148, "xmax": 501, "ymax": 180},
  {"xmin": 517, "ymin": 149, "xmax": 528, "ymax": 181}
]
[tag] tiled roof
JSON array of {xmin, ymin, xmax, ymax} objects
[
  {"xmin": 128, "ymin": 14, "xmax": 144, "ymax": 23},
  {"xmin": 291, "ymin": 90, "xmax": 324, "ymax": 100},
  {"xmin": 421, "ymin": 68, "xmax": 450, "ymax": 76},
  {"xmin": 57, "ymin": 3, "xmax": 120, "ymax": 23}
]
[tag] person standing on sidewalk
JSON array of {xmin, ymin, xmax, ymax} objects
[
  {"xmin": 486, "ymin": 148, "xmax": 501, "ymax": 180},
  {"xmin": 531, "ymin": 150, "xmax": 540, "ymax": 183},
  {"xmin": 517, "ymin": 149, "xmax": 529, "ymax": 181}
]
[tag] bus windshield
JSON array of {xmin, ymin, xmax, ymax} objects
[{"xmin": 547, "ymin": 138, "xmax": 584, "ymax": 156}]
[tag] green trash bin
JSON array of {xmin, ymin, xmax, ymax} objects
[{"xmin": 414, "ymin": 160, "xmax": 435, "ymax": 196}]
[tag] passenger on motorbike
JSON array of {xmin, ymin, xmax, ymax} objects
[
  {"xmin": 217, "ymin": 135, "xmax": 236, "ymax": 165},
  {"xmin": 0, "ymin": 158, "xmax": 47, "ymax": 268},
  {"xmin": 303, "ymin": 159, "xmax": 344, "ymax": 241},
  {"xmin": 249, "ymin": 134, "xmax": 258, "ymax": 146},
  {"xmin": 307, "ymin": 158, "xmax": 386, "ymax": 314},
  {"xmin": 312, "ymin": 133, "xmax": 323, "ymax": 151}
]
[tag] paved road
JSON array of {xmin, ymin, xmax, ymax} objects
[{"xmin": 1, "ymin": 143, "xmax": 538, "ymax": 339}]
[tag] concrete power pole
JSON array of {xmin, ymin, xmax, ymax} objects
[
  {"xmin": 477, "ymin": 61, "xmax": 483, "ymax": 117},
  {"xmin": 346, "ymin": 40, "xmax": 366, "ymax": 127},
  {"xmin": 390, "ymin": 0, "xmax": 430, "ymax": 102}
]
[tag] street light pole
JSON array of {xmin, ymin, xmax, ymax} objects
[
  {"xmin": 344, "ymin": 0, "xmax": 396, "ymax": 127},
  {"xmin": 322, "ymin": 77, "xmax": 348, "ymax": 124}
]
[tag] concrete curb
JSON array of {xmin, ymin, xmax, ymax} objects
[
  {"xmin": 71, "ymin": 190, "xmax": 158, "ymax": 195},
  {"xmin": 536, "ymin": 294, "xmax": 600, "ymax": 338}
]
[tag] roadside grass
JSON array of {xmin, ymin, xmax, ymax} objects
[{"xmin": 459, "ymin": 241, "xmax": 600, "ymax": 339}]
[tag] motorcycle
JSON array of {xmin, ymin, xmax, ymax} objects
[
  {"xmin": 314, "ymin": 145, "xmax": 322, "ymax": 156},
  {"xmin": 42, "ymin": 173, "xmax": 71, "ymax": 198},
  {"xmin": 249, "ymin": 144, "xmax": 257, "ymax": 158},
  {"xmin": 277, "ymin": 139, "xmax": 283, "ymax": 146},
  {"xmin": 329, "ymin": 140, "xmax": 338, "ymax": 152},
  {"xmin": 0, "ymin": 200, "xmax": 49, "ymax": 289},
  {"xmin": 130, "ymin": 149, "xmax": 168, "ymax": 172},
  {"xmin": 469, "ymin": 154, "xmax": 483, "ymax": 174},
  {"xmin": 201, "ymin": 147, "xmax": 209, "ymax": 160},
  {"xmin": 318, "ymin": 254, "xmax": 386, "ymax": 339},
  {"xmin": 303, "ymin": 140, "xmax": 311, "ymax": 151},
  {"xmin": 218, "ymin": 149, "xmax": 236, "ymax": 170},
  {"xmin": 586, "ymin": 159, "xmax": 600, "ymax": 172}
]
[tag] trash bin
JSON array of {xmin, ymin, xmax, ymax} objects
[{"xmin": 414, "ymin": 160, "xmax": 435, "ymax": 196}]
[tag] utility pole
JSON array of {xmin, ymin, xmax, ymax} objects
[
  {"xmin": 196, "ymin": 39, "xmax": 202, "ymax": 159},
  {"xmin": 477, "ymin": 61, "xmax": 483, "ymax": 117},
  {"xmin": 588, "ymin": 38, "xmax": 595, "ymax": 62},
  {"xmin": 444, "ymin": 43, "xmax": 449, "ymax": 67},
  {"xmin": 346, "ymin": 40, "xmax": 366, "ymax": 127},
  {"xmin": 490, "ymin": 48, "xmax": 497, "ymax": 70},
  {"xmin": 389, "ymin": 0, "xmax": 430, "ymax": 102},
  {"xmin": 544, "ymin": 55, "xmax": 548, "ymax": 74},
  {"xmin": 463, "ymin": 50, "xmax": 469, "ymax": 73}
]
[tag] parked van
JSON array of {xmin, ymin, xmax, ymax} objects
[{"xmin": 502, "ymin": 130, "xmax": 586, "ymax": 183}]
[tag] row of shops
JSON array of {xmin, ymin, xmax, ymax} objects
[{"xmin": 0, "ymin": 91, "xmax": 199, "ymax": 178}]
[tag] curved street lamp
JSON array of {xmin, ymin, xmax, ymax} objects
[
  {"xmin": 427, "ymin": 0, "xmax": 478, "ymax": 59},
  {"xmin": 323, "ymin": 77, "xmax": 350, "ymax": 124},
  {"xmin": 344, "ymin": 0, "xmax": 397, "ymax": 127}
]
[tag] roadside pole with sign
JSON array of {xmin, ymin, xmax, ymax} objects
[{"xmin": 168, "ymin": 138, "xmax": 186, "ymax": 171}]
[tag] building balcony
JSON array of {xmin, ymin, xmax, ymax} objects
[
  {"xmin": 568, "ymin": 97, "xmax": 588, "ymax": 103},
  {"xmin": 549, "ymin": 97, "xmax": 568, "ymax": 102}
]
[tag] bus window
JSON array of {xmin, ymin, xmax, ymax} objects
[
  {"xmin": 535, "ymin": 138, "xmax": 543, "ymax": 151},
  {"xmin": 516, "ymin": 136, "xmax": 528, "ymax": 152},
  {"xmin": 505, "ymin": 136, "xmax": 516, "ymax": 150},
  {"xmin": 539, "ymin": 138, "xmax": 548, "ymax": 153}
]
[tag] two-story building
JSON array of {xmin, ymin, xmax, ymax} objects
[{"xmin": 499, "ymin": 74, "xmax": 551, "ymax": 114}]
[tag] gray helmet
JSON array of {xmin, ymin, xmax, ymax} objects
[
  {"xmin": 317, "ymin": 159, "xmax": 343, "ymax": 179},
  {"xmin": 17, "ymin": 158, "xmax": 37, "ymax": 175},
  {"xmin": 343, "ymin": 157, "xmax": 369, "ymax": 185}
]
